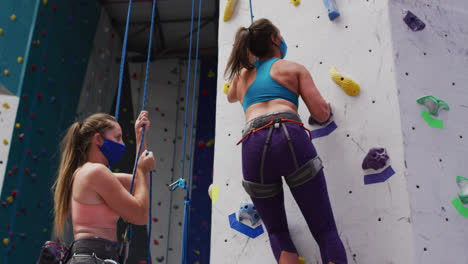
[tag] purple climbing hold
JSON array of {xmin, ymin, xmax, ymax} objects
[
  {"xmin": 362, "ymin": 147, "xmax": 389, "ymax": 170},
  {"xmin": 50, "ymin": 96, "xmax": 56, "ymax": 103},
  {"xmin": 403, "ymin": 10, "xmax": 425, "ymax": 31},
  {"xmin": 31, "ymin": 173, "xmax": 37, "ymax": 182}
]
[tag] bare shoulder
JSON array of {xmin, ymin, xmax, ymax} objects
[
  {"xmin": 77, "ymin": 163, "xmax": 111, "ymax": 184},
  {"xmin": 275, "ymin": 59, "xmax": 305, "ymax": 74}
]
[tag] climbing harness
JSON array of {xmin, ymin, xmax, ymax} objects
[{"xmin": 238, "ymin": 112, "xmax": 323, "ymax": 199}]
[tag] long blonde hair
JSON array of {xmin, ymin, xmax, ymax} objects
[{"xmin": 52, "ymin": 113, "xmax": 116, "ymax": 237}]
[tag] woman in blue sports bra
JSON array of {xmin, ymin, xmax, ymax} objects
[{"xmin": 225, "ymin": 18, "xmax": 347, "ymax": 264}]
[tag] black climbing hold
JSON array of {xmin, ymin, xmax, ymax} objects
[{"xmin": 403, "ymin": 10, "xmax": 425, "ymax": 31}]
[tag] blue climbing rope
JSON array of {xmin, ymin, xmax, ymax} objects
[
  {"xmin": 114, "ymin": 0, "xmax": 157, "ymax": 262},
  {"xmin": 114, "ymin": 0, "xmax": 133, "ymax": 122},
  {"xmin": 249, "ymin": 0, "xmax": 254, "ymax": 23},
  {"xmin": 181, "ymin": 0, "xmax": 203, "ymax": 262}
]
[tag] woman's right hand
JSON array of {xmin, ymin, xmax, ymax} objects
[{"xmin": 137, "ymin": 151, "xmax": 156, "ymax": 173}]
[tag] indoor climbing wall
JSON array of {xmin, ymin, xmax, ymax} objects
[
  {"xmin": 388, "ymin": 0, "xmax": 468, "ymax": 263},
  {"xmin": 0, "ymin": 0, "xmax": 100, "ymax": 263},
  {"xmin": 213, "ymin": 0, "xmax": 416, "ymax": 263},
  {"xmin": 75, "ymin": 9, "xmax": 122, "ymax": 120},
  {"xmin": 128, "ymin": 58, "xmax": 201, "ymax": 264}
]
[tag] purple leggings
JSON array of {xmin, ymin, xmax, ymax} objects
[{"xmin": 242, "ymin": 122, "xmax": 347, "ymax": 264}]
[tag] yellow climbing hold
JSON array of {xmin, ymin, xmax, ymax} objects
[
  {"xmin": 206, "ymin": 138, "xmax": 214, "ymax": 147},
  {"xmin": 208, "ymin": 184, "xmax": 219, "ymax": 204},
  {"xmin": 10, "ymin": 14, "xmax": 17, "ymax": 21},
  {"xmin": 3, "ymin": 139, "xmax": 8, "ymax": 146},
  {"xmin": 0, "ymin": 28, "xmax": 3, "ymax": 35},
  {"xmin": 7, "ymin": 196, "xmax": 13, "ymax": 203},
  {"xmin": 223, "ymin": 0, "xmax": 239, "ymax": 22},
  {"xmin": 43, "ymin": 0, "xmax": 48, "ymax": 5},
  {"xmin": 17, "ymin": 57, "xmax": 23, "ymax": 63},
  {"xmin": 330, "ymin": 66, "xmax": 360, "ymax": 96},
  {"xmin": 15, "ymin": 123, "xmax": 20, "ymax": 129},
  {"xmin": 2, "ymin": 103, "xmax": 10, "ymax": 109},
  {"xmin": 130, "ymin": 120, "xmax": 135, "ymax": 124},
  {"xmin": 223, "ymin": 83, "xmax": 230, "ymax": 94},
  {"xmin": 298, "ymin": 257, "xmax": 305, "ymax": 264},
  {"xmin": 290, "ymin": 0, "xmax": 300, "ymax": 6},
  {"xmin": 123, "ymin": 108, "xmax": 127, "ymax": 112},
  {"xmin": 4, "ymin": 70, "xmax": 10, "ymax": 76},
  {"xmin": 208, "ymin": 70, "xmax": 215, "ymax": 78},
  {"xmin": 3, "ymin": 238, "xmax": 8, "ymax": 246},
  {"xmin": 114, "ymin": 168, "xmax": 120, "ymax": 173},
  {"xmin": 193, "ymin": 250, "xmax": 200, "ymax": 255}
]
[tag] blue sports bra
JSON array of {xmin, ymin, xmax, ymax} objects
[{"xmin": 243, "ymin": 58, "xmax": 299, "ymax": 112}]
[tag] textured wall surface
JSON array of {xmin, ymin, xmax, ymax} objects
[
  {"xmin": 388, "ymin": 1, "xmax": 468, "ymax": 263},
  {"xmin": 212, "ymin": 0, "xmax": 416, "ymax": 263},
  {"xmin": 0, "ymin": 1, "xmax": 100, "ymax": 262}
]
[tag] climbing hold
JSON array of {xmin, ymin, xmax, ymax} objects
[
  {"xmin": 4, "ymin": 69, "xmax": 10, "ymax": 76},
  {"xmin": 43, "ymin": 0, "xmax": 48, "ymax": 5},
  {"xmin": 330, "ymin": 67, "xmax": 359, "ymax": 96},
  {"xmin": 239, "ymin": 202, "xmax": 261, "ymax": 226},
  {"xmin": 322, "ymin": 0, "xmax": 340, "ymax": 20},
  {"xmin": 42, "ymin": 30, "xmax": 46, "ymax": 37},
  {"xmin": 15, "ymin": 123, "xmax": 20, "ymax": 129},
  {"xmin": 10, "ymin": 14, "xmax": 16, "ymax": 21},
  {"xmin": 198, "ymin": 141, "xmax": 205, "ymax": 148},
  {"xmin": 11, "ymin": 190, "xmax": 17, "ymax": 199},
  {"xmin": 208, "ymin": 184, "xmax": 219, "ymax": 204},
  {"xmin": 0, "ymin": 28, "xmax": 3, "ymax": 35},
  {"xmin": 1, "ymin": 202, "xmax": 6, "ymax": 208},
  {"xmin": 417, "ymin": 95, "xmax": 450, "ymax": 117},
  {"xmin": 37, "ymin": 92, "xmax": 43, "ymax": 101},
  {"xmin": 202, "ymin": 90, "xmax": 209, "ymax": 97},
  {"xmin": 25, "ymin": 168, "xmax": 30, "ymax": 175},
  {"xmin": 2, "ymin": 103, "xmax": 10, "ymax": 109},
  {"xmin": 456, "ymin": 176, "xmax": 468, "ymax": 205},
  {"xmin": 17, "ymin": 57, "xmax": 23, "ymax": 63},
  {"xmin": 30, "ymin": 112, "xmax": 35, "ymax": 119},
  {"xmin": 298, "ymin": 257, "xmax": 306, "ymax": 264},
  {"xmin": 290, "ymin": 0, "xmax": 300, "ymax": 6},
  {"xmin": 50, "ymin": 96, "xmax": 56, "ymax": 103},
  {"xmin": 3, "ymin": 238, "xmax": 8, "ymax": 246},
  {"xmin": 223, "ymin": 0, "xmax": 239, "ymax": 22},
  {"xmin": 403, "ymin": 10, "xmax": 425, "ymax": 31},
  {"xmin": 206, "ymin": 138, "xmax": 214, "ymax": 147},
  {"xmin": 223, "ymin": 83, "xmax": 230, "ymax": 94},
  {"xmin": 18, "ymin": 133, "xmax": 25, "ymax": 140},
  {"xmin": 7, "ymin": 196, "xmax": 13, "ymax": 203},
  {"xmin": 132, "ymin": 73, "xmax": 138, "ymax": 80},
  {"xmin": 208, "ymin": 70, "xmax": 215, "ymax": 78},
  {"xmin": 421, "ymin": 110, "xmax": 444, "ymax": 129},
  {"xmin": 362, "ymin": 147, "xmax": 389, "ymax": 170}
]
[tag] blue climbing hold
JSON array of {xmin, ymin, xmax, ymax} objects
[
  {"xmin": 238, "ymin": 202, "xmax": 261, "ymax": 226},
  {"xmin": 322, "ymin": 0, "xmax": 340, "ymax": 20}
]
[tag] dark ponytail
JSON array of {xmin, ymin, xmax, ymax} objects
[
  {"xmin": 224, "ymin": 27, "xmax": 253, "ymax": 81},
  {"xmin": 224, "ymin": 18, "xmax": 279, "ymax": 81}
]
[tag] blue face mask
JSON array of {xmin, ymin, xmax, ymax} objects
[
  {"xmin": 279, "ymin": 39, "xmax": 288, "ymax": 59},
  {"xmin": 99, "ymin": 138, "xmax": 126, "ymax": 167}
]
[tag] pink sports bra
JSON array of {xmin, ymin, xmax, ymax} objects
[{"xmin": 71, "ymin": 198, "xmax": 119, "ymax": 229}]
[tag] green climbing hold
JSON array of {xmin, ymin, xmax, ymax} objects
[
  {"xmin": 178, "ymin": 136, "xmax": 182, "ymax": 140},
  {"xmin": 456, "ymin": 176, "xmax": 468, "ymax": 205},
  {"xmin": 417, "ymin": 95, "xmax": 450, "ymax": 117},
  {"xmin": 114, "ymin": 168, "xmax": 120, "ymax": 173},
  {"xmin": 173, "ymin": 205, "xmax": 179, "ymax": 210}
]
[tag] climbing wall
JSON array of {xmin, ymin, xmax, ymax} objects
[
  {"xmin": 212, "ymin": 0, "xmax": 416, "ymax": 263},
  {"xmin": 388, "ymin": 1, "xmax": 468, "ymax": 263},
  {"xmin": 75, "ymin": 9, "xmax": 122, "ymax": 119},
  {"xmin": 0, "ymin": 0, "xmax": 100, "ymax": 262},
  {"xmin": 128, "ymin": 58, "xmax": 200, "ymax": 264}
]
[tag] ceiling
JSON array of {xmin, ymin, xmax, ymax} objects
[{"xmin": 101, "ymin": 0, "xmax": 219, "ymax": 61}]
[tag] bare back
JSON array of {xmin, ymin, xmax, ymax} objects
[{"xmin": 228, "ymin": 58, "xmax": 330, "ymax": 123}]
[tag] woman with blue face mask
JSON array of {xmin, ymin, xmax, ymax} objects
[
  {"xmin": 51, "ymin": 111, "xmax": 155, "ymax": 263},
  {"xmin": 225, "ymin": 18, "xmax": 347, "ymax": 264}
]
